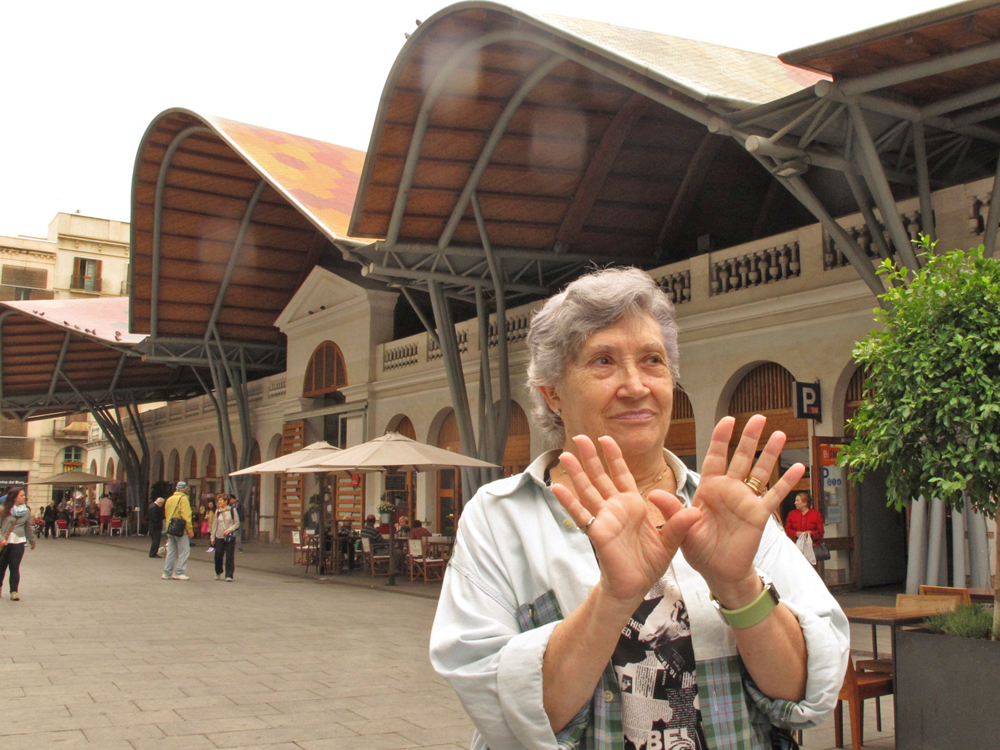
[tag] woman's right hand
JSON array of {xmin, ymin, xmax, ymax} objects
[{"xmin": 550, "ymin": 434, "xmax": 702, "ymax": 608}]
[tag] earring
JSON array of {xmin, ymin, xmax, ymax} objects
[{"xmin": 556, "ymin": 409, "xmax": 562, "ymax": 418}]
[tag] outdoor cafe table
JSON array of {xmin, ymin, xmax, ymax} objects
[{"xmin": 843, "ymin": 605, "xmax": 945, "ymax": 730}]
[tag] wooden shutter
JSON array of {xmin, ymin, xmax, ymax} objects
[{"xmin": 277, "ymin": 420, "xmax": 305, "ymax": 542}]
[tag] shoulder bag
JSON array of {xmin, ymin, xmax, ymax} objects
[{"xmin": 166, "ymin": 500, "xmax": 186, "ymax": 537}]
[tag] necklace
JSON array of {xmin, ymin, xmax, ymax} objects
[{"xmin": 637, "ymin": 463, "xmax": 669, "ymax": 497}]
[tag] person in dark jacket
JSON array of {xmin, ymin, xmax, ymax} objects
[
  {"xmin": 43, "ymin": 500, "xmax": 58, "ymax": 539},
  {"xmin": 148, "ymin": 497, "xmax": 166, "ymax": 558}
]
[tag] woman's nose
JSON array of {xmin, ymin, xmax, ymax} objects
[{"xmin": 617, "ymin": 362, "xmax": 650, "ymax": 397}]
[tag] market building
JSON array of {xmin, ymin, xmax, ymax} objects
[{"xmin": 3, "ymin": 1, "xmax": 999, "ymax": 593}]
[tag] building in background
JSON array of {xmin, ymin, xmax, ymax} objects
[{"xmin": 0, "ymin": 213, "xmax": 129, "ymax": 493}]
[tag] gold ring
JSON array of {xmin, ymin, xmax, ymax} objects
[
  {"xmin": 580, "ymin": 516, "xmax": 596, "ymax": 534},
  {"xmin": 743, "ymin": 476, "xmax": 768, "ymax": 497}
]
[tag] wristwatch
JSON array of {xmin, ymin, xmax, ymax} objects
[{"xmin": 710, "ymin": 570, "xmax": 780, "ymax": 629}]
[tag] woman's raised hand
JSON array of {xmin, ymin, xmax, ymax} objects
[
  {"xmin": 550, "ymin": 435, "xmax": 701, "ymax": 608},
  {"xmin": 681, "ymin": 415, "xmax": 805, "ymax": 599}
]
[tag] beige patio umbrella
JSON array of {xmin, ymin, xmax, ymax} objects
[
  {"xmin": 34, "ymin": 469, "xmax": 116, "ymax": 485},
  {"xmin": 228, "ymin": 441, "xmax": 343, "ymax": 476},
  {"xmin": 298, "ymin": 432, "xmax": 498, "ymax": 474},
  {"xmin": 299, "ymin": 432, "xmax": 498, "ymax": 585}
]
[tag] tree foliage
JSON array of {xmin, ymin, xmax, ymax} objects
[{"xmin": 839, "ymin": 239, "xmax": 1000, "ymax": 518}]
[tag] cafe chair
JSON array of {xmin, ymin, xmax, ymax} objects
[
  {"xmin": 360, "ymin": 537, "xmax": 391, "ymax": 577},
  {"xmin": 56, "ymin": 519, "xmax": 70, "ymax": 538},
  {"xmin": 407, "ymin": 538, "xmax": 445, "ymax": 583},
  {"xmin": 918, "ymin": 585, "xmax": 972, "ymax": 605},
  {"xmin": 895, "ymin": 592, "xmax": 963, "ymax": 612},
  {"xmin": 291, "ymin": 530, "xmax": 318, "ymax": 569},
  {"xmin": 834, "ymin": 657, "xmax": 894, "ymax": 749},
  {"xmin": 109, "ymin": 517, "xmax": 124, "ymax": 536}
]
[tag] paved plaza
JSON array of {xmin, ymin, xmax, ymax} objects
[{"xmin": 2, "ymin": 536, "xmax": 895, "ymax": 749}]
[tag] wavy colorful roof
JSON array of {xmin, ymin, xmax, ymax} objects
[{"xmin": 129, "ymin": 109, "xmax": 369, "ymax": 346}]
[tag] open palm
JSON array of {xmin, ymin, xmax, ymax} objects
[
  {"xmin": 681, "ymin": 416, "xmax": 805, "ymax": 587},
  {"xmin": 551, "ymin": 435, "xmax": 701, "ymax": 606}
]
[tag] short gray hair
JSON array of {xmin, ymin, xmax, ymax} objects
[{"xmin": 526, "ymin": 267, "xmax": 679, "ymax": 448}]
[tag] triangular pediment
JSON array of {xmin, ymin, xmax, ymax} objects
[{"xmin": 274, "ymin": 267, "xmax": 367, "ymax": 331}]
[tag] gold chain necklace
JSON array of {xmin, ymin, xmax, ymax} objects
[{"xmin": 637, "ymin": 463, "xmax": 669, "ymax": 497}]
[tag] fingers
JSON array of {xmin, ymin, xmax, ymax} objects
[
  {"xmin": 727, "ymin": 414, "xmax": 767, "ymax": 478},
  {"xmin": 700, "ymin": 417, "xmax": 737, "ymax": 477},
  {"xmin": 571, "ymin": 435, "xmax": 623, "ymax": 498},
  {"xmin": 597, "ymin": 436, "xmax": 640, "ymax": 495},
  {"xmin": 763, "ymin": 462, "xmax": 807, "ymax": 515},
  {"xmin": 549, "ymin": 480, "xmax": 593, "ymax": 531},
  {"xmin": 647, "ymin": 490, "xmax": 702, "ymax": 548}
]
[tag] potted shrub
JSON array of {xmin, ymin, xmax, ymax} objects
[{"xmin": 840, "ymin": 239, "xmax": 1000, "ymax": 748}]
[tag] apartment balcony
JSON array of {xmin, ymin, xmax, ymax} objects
[{"xmin": 70, "ymin": 275, "xmax": 103, "ymax": 293}]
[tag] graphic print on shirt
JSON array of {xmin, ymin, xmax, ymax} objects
[{"xmin": 612, "ymin": 574, "xmax": 706, "ymax": 750}]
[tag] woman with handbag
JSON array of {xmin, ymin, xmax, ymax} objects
[
  {"xmin": 785, "ymin": 492, "xmax": 825, "ymax": 566},
  {"xmin": 0, "ymin": 487, "xmax": 37, "ymax": 600},
  {"xmin": 211, "ymin": 493, "xmax": 240, "ymax": 582}
]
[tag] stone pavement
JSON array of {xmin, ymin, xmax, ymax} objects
[
  {"xmin": 1, "ymin": 534, "xmax": 897, "ymax": 749},
  {"xmin": 1, "ymin": 535, "xmax": 467, "ymax": 750}
]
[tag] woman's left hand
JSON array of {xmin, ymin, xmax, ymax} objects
[{"xmin": 681, "ymin": 415, "xmax": 805, "ymax": 602}]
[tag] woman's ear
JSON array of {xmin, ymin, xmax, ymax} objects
[{"xmin": 539, "ymin": 385, "xmax": 560, "ymax": 414}]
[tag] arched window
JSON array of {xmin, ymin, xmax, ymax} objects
[
  {"xmin": 303, "ymin": 341, "xmax": 347, "ymax": 398},
  {"xmin": 63, "ymin": 446, "xmax": 83, "ymax": 472}
]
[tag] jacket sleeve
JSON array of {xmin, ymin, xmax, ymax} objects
[
  {"xmin": 181, "ymin": 498, "xmax": 194, "ymax": 535},
  {"xmin": 430, "ymin": 496, "xmax": 577, "ymax": 750},
  {"xmin": 750, "ymin": 519, "xmax": 849, "ymax": 729},
  {"xmin": 810, "ymin": 510, "xmax": 824, "ymax": 543},
  {"xmin": 24, "ymin": 515, "xmax": 36, "ymax": 544}
]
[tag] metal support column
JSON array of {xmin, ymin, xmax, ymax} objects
[{"xmin": 847, "ymin": 103, "xmax": 922, "ymax": 271}]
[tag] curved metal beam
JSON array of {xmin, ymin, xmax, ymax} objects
[
  {"xmin": 151, "ymin": 125, "xmax": 213, "ymax": 342},
  {"xmin": 386, "ymin": 28, "xmax": 722, "ymax": 248},
  {"xmin": 437, "ymin": 54, "xmax": 566, "ymax": 251},
  {"xmin": 204, "ymin": 179, "xmax": 267, "ymax": 342}
]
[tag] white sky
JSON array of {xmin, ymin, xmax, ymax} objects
[{"xmin": 0, "ymin": 0, "xmax": 953, "ymax": 238}]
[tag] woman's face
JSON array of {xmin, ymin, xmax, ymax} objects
[
  {"xmin": 217, "ymin": 499, "xmax": 228, "ymax": 511},
  {"xmin": 795, "ymin": 494, "xmax": 809, "ymax": 512},
  {"xmin": 542, "ymin": 314, "xmax": 674, "ymax": 460}
]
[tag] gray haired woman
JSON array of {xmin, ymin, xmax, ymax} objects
[{"xmin": 430, "ymin": 267, "xmax": 848, "ymax": 750}]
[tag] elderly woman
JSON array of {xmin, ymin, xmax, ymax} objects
[{"xmin": 430, "ymin": 268, "xmax": 848, "ymax": 750}]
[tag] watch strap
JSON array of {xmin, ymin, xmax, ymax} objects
[{"xmin": 711, "ymin": 574, "xmax": 779, "ymax": 629}]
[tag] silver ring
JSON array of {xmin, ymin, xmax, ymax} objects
[
  {"xmin": 743, "ymin": 476, "xmax": 768, "ymax": 497},
  {"xmin": 580, "ymin": 516, "xmax": 596, "ymax": 534}
]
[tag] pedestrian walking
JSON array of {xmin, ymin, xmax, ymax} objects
[
  {"xmin": 211, "ymin": 493, "xmax": 241, "ymax": 582},
  {"xmin": 0, "ymin": 486, "xmax": 37, "ymax": 600},
  {"xmin": 162, "ymin": 481, "xmax": 193, "ymax": 581},
  {"xmin": 202, "ymin": 497, "xmax": 216, "ymax": 553},
  {"xmin": 43, "ymin": 499, "xmax": 58, "ymax": 539},
  {"xmin": 98, "ymin": 493, "xmax": 113, "ymax": 534},
  {"xmin": 148, "ymin": 496, "xmax": 166, "ymax": 557}
]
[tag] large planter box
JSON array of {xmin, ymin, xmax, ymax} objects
[{"xmin": 896, "ymin": 627, "xmax": 1000, "ymax": 749}]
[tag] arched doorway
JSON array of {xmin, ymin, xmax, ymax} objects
[
  {"xmin": 501, "ymin": 402, "xmax": 530, "ymax": 478},
  {"xmin": 665, "ymin": 385, "xmax": 696, "ymax": 470},
  {"xmin": 727, "ymin": 363, "xmax": 810, "ymax": 521},
  {"xmin": 385, "ymin": 416, "xmax": 417, "ymax": 524},
  {"xmin": 203, "ymin": 445, "xmax": 221, "ymax": 495},
  {"xmin": 436, "ymin": 410, "xmax": 461, "ymax": 536}
]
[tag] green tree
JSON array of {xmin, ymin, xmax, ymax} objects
[{"xmin": 840, "ymin": 239, "xmax": 1000, "ymax": 633}]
